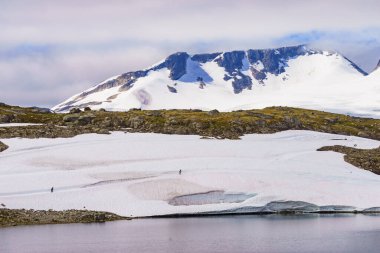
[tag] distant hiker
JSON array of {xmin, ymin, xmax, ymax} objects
[
  {"xmin": 179, "ymin": 169, "xmax": 182, "ymax": 175},
  {"xmin": 51, "ymin": 187, "xmax": 54, "ymax": 193}
]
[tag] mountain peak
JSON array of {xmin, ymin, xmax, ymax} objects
[
  {"xmin": 152, "ymin": 52, "xmax": 190, "ymax": 80},
  {"xmin": 52, "ymin": 44, "xmax": 373, "ymax": 114}
]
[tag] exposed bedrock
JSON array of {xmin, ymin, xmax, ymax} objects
[{"xmin": 0, "ymin": 141, "xmax": 8, "ymax": 152}]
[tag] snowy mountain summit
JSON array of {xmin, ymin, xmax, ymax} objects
[{"xmin": 53, "ymin": 45, "xmax": 380, "ymax": 117}]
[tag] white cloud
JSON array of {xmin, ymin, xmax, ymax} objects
[
  {"xmin": 0, "ymin": 45, "xmax": 167, "ymax": 107},
  {"xmin": 1, "ymin": 0, "xmax": 380, "ymax": 45},
  {"xmin": 0, "ymin": 0, "xmax": 379, "ymax": 107}
]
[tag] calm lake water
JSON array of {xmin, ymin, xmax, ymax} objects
[{"xmin": 1, "ymin": 214, "xmax": 380, "ymax": 253}]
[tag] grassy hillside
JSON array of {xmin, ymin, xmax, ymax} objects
[{"xmin": 1, "ymin": 103, "xmax": 380, "ymax": 140}]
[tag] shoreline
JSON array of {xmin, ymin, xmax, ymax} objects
[
  {"xmin": 149, "ymin": 210, "xmax": 380, "ymax": 218},
  {"xmin": 1, "ymin": 207, "xmax": 380, "ymax": 228},
  {"xmin": 0, "ymin": 208, "xmax": 129, "ymax": 228}
]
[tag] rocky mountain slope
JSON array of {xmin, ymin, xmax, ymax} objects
[
  {"xmin": 52, "ymin": 45, "xmax": 380, "ymax": 117},
  {"xmin": 3, "ymin": 103, "xmax": 380, "ymax": 141}
]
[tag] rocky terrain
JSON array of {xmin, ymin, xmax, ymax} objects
[
  {"xmin": 1, "ymin": 103, "xmax": 380, "ymax": 141},
  {"xmin": 318, "ymin": 145, "xmax": 380, "ymax": 175},
  {"xmin": 1, "ymin": 102, "xmax": 380, "ymax": 224},
  {"xmin": 1, "ymin": 103, "xmax": 380, "ymax": 175},
  {"xmin": 0, "ymin": 141, "xmax": 7, "ymax": 152},
  {"xmin": 0, "ymin": 208, "xmax": 128, "ymax": 227}
]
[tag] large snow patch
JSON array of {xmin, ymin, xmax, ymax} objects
[{"xmin": 0, "ymin": 131, "xmax": 380, "ymax": 217}]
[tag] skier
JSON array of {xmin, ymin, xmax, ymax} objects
[
  {"xmin": 179, "ymin": 169, "xmax": 182, "ymax": 175},
  {"xmin": 51, "ymin": 187, "xmax": 54, "ymax": 193}
]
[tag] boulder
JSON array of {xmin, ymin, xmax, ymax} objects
[
  {"xmin": 63, "ymin": 114, "xmax": 80, "ymax": 122},
  {"xmin": 0, "ymin": 141, "xmax": 8, "ymax": 152},
  {"xmin": 128, "ymin": 116, "xmax": 145, "ymax": 128},
  {"xmin": 69, "ymin": 108, "xmax": 82, "ymax": 114},
  {"xmin": 77, "ymin": 114, "xmax": 96, "ymax": 125},
  {"xmin": 208, "ymin": 109, "xmax": 220, "ymax": 116},
  {"xmin": 100, "ymin": 117, "xmax": 113, "ymax": 128},
  {"xmin": 284, "ymin": 116, "xmax": 301, "ymax": 128},
  {"xmin": 30, "ymin": 107, "xmax": 51, "ymax": 113},
  {"xmin": 0, "ymin": 114, "xmax": 15, "ymax": 123},
  {"xmin": 167, "ymin": 85, "xmax": 177, "ymax": 93}
]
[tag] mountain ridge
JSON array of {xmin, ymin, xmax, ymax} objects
[{"xmin": 52, "ymin": 44, "xmax": 378, "ymax": 117}]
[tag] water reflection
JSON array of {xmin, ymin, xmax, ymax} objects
[{"xmin": 1, "ymin": 214, "xmax": 380, "ymax": 253}]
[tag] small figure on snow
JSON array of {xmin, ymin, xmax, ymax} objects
[
  {"xmin": 179, "ymin": 169, "xmax": 182, "ymax": 175},
  {"xmin": 51, "ymin": 187, "xmax": 54, "ymax": 193}
]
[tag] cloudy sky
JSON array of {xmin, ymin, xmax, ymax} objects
[{"xmin": 1, "ymin": 0, "xmax": 380, "ymax": 107}]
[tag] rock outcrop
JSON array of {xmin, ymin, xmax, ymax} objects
[
  {"xmin": 318, "ymin": 145, "xmax": 380, "ymax": 175},
  {"xmin": 0, "ymin": 208, "xmax": 128, "ymax": 227},
  {"xmin": 0, "ymin": 141, "xmax": 8, "ymax": 152}
]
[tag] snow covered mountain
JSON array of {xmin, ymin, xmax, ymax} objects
[{"xmin": 52, "ymin": 45, "xmax": 380, "ymax": 117}]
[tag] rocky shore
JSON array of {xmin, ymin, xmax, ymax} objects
[{"xmin": 0, "ymin": 208, "xmax": 128, "ymax": 227}]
